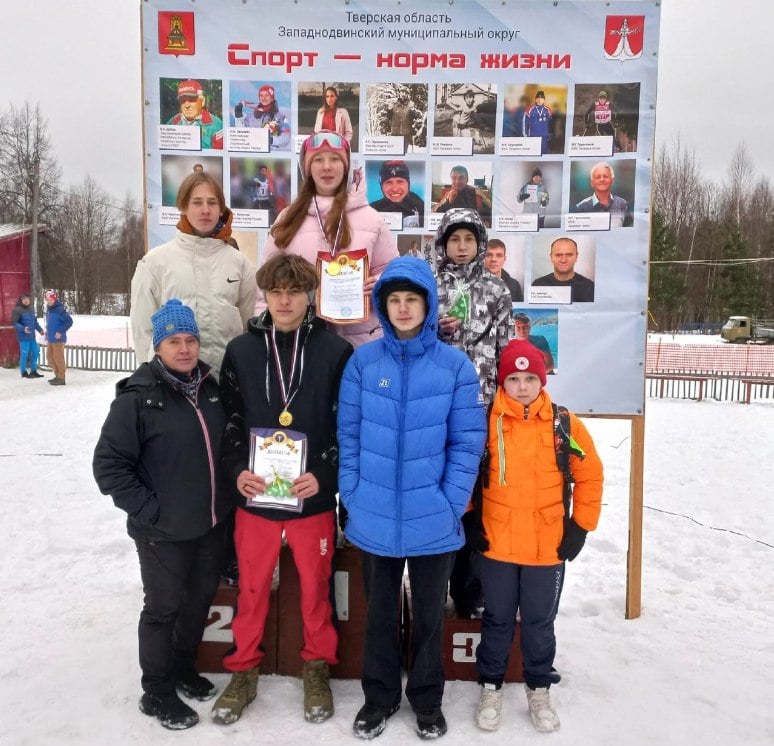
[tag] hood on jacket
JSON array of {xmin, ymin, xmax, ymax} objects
[
  {"xmin": 434, "ymin": 207, "xmax": 489, "ymax": 277},
  {"xmin": 371, "ymin": 256, "xmax": 438, "ymax": 346},
  {"xmin": 16, "ymin": 294, "xmax": 31, "ymax": 307}
]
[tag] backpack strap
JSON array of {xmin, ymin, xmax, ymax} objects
[
  {"xmin": 553, "ymin": 403, "xmax": 585, "ymax": 517},
  {"xmin": 471, "ymin": 401, "xmax": 494, "ymax": 517}
]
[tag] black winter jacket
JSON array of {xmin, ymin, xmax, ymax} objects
[
  {"xmin": 92, "ymin": 359, "xmax": 232, "ymax": 541},
  {"xmin": 219, "ymin": 310, "xmax": 353, "ymax": 521}
]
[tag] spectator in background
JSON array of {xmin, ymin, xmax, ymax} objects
[
  {"xmin": 44, "ymin": 290, "xmax": 73, "ymax": 386},
  {"xmin": 11, "ymin": 293, "xmax": 44, "ymax": 379}
]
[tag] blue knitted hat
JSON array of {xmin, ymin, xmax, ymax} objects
[{"xmin": 151, "ymin": 299, "xmax": 199, "ymax": 349}]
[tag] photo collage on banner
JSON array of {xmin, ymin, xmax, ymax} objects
[{"xmin": 143, "ymin": 0, "xmax": 661, "ymax": 415}]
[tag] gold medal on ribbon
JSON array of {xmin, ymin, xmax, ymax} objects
[{"xmin": 278, "ymin": 410, "xmax": 293, "ymax": 427}]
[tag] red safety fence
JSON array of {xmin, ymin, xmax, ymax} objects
[{"xmin": 646, "ymin": 340, "xmax": 774, "ymax": 376}]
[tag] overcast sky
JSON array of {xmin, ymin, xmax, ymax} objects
[{"xmin": 1, "ymin": 0, "xmax": 772, "ymax": 204}]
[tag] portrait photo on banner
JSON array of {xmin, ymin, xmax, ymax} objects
[
  {"xmin": 366, "ymin": 159, "xmax": 426, "ymax": 230},
  {"xmin": 365, "ymin": 82, "xmax": 428, "ymax": 154},
  {"xmin": 569, "ymin": 158, "xmax": 636, "ymax": 228},
  {"xmin": 431, "ymin": 159, "xmax": 493, "ymax": 228},
  {"xmin": 529, "ymin": 234, "xmax": 597, "ymax": 305},
  {"xmin": 433, "ymin": 83, "xmax": 498, "ymax": 155},
  {"xmin": 501, "ymin": 83, "xmax": 568, "ymax": 155},
  {"xmin": 296, "ymin": 81, "xmax": 360, "ymax": 151},
  {"xmin": 160, "ymin": 77, "xmax": 224, "ymax": 151},
  {"xmin": 227, "ymin": 80, "xmax": 292, "ymax": 152},
  {"xmin": 397, "ymin": 233, "xmax": 435, "ymax": 262},
  {"xmin": 512, "ymin": 307, "xmax": 559, "ymax": 374},
  {"xmin": 497, "ymin": 160, "xmax": 563, "ymax": 230},
  {"xmin": 160, "ymin": 154, "xmax": 224, "ymax": 208},
  {"xmin": 228, "ymin": 157, "xmax": 291, "ymax": 226},
  {"xmin": 571, "ymin": 83, "xmax": 641, "ymax": 154}
]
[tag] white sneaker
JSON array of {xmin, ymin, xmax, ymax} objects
[
  {"xmin": 474, "ymin": 683, "xmax": 502, "ymax": 731},
  {"xmin": 525, "ymin": 685, "xmax": 560, "ymax": 732}
]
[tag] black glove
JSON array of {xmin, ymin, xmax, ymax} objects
[
  {"xmin": 462, "ymin": 510, "xmax": 489, "ymax": 553},
  {"xmin": 517, "ymin": 191, "xmax": 528, "ymax": 203},
  {"xmin": 557, "ymin": 517, "xmax": 587, "ymax": 561},
  {"xmin": 234, "ymin": 102, "xmax": 243, "ymax": 118}
]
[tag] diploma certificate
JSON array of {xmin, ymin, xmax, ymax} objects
[{"xmin": 316, "ymin": 249, "xmax": 369, "ymax": 324}]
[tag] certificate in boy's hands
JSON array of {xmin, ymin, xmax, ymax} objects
[{"xmin": 248, "ymin": 428, "xmax": 307, "ymax": 512}]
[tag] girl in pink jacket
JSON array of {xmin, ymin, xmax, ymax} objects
[{"xmin": 261, "ymin": 131, "xmax": 398, "ymax": 348}]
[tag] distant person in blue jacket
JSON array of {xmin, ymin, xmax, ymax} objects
[
  {"xmin": 11, "ymin": 293, "xmax": 44, "ymax": 378},
  {"xmin": 337, "ymin": 255, "xmax": 486, "ymax": 741},
  {"xmin": 44, "ymin": 290, "xmax": 73, "ymax": 386}
]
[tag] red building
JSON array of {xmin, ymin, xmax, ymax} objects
[{"xmin": 0, "ymin": 225, "xmax": 46, "ymax": 366}]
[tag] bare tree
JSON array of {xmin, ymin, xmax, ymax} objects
[
  {"xmin": 114, "ymin": 195, "xmax": 145, "ymax": 314},
  {"xmin": 0, "ymin": 102, "xmax": 62, "ymax": 312},
  {"xmin": 48, "ymin": 177, "xmax": 118, "ymax": 314},
  {"xmin": 653, "ymin": 134, "xmax": 712, "ymax": 242},
  {"xmin": 722, "ymin": 143, "xmax": 755, "ymax": 227}
]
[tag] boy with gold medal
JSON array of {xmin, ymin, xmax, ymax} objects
[{"xmin": 212, "ymin": 254, "xmax": 352, "ymax": 726}]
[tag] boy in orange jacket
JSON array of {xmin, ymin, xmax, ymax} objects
[{"xmin": 473, "ymin": 339, "xmax": 603, "ymax": 734}]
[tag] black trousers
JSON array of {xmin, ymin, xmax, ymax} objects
[
  {"xmin": 361, "ymin": 550, "xmax": 455, "ymax": 711},
  {"xmin": 134, "ymin": 523, "xmax": 225, "ymax": 695},
  {"xmin": 475, "ymin": 555, "xmax": 564, "ymax": 689},
  {"xmin": 448, "ymin": 540, "xmax": 482, "ymax": 616}
]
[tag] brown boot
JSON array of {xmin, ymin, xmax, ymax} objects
[
  {"xmin": 303, "ymin": 659, "xmax": 333, "ymax": 723},
  {"xmin": 211, "ymin": 666, "xmax": 259, "ymax": 725}
]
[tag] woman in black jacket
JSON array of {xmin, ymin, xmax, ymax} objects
[{"xmin": 93, "ymin": 299, "xmax": 232, "ymax": 730}]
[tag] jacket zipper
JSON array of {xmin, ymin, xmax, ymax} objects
[
  {"xmin": 396, "ymin": 343, "xmax": 408, "ymax": 554},
  {"xmin": 186, "ymin": 379, "xmax": 217, "ymax": 527}
]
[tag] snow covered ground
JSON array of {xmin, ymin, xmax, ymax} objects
[
  {"xmin": 1, "ymin": 360, "xmax": 773, "ymax": 745},
  {"xmin": 58, "ymin": 315, "xmax": 734, "ymax": 350}
]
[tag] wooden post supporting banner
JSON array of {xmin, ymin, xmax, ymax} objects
[{"xmin": 626, "ymin": 415, "xmax": 645, "ymax": 619}]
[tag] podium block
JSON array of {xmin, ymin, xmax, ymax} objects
[
  {"xmin": 404, "ymin": 581, "xmax": 524, "ymax": 682},
  {"xmin": 196, "ymin": 580, "xmax": 279, "ymax": 674},
  {"xmin": 276, "ymin": 543, "xmax": 367, "ymax": 679}
]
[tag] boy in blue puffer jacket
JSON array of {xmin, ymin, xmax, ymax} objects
[{"xmin": 338, "ymin": 255, "xmax": 486, "ymax": 741}]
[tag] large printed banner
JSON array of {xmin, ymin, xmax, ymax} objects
[{"xmin": 142, "ymin": 0, "xmax": 661, "ymax": 415}]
